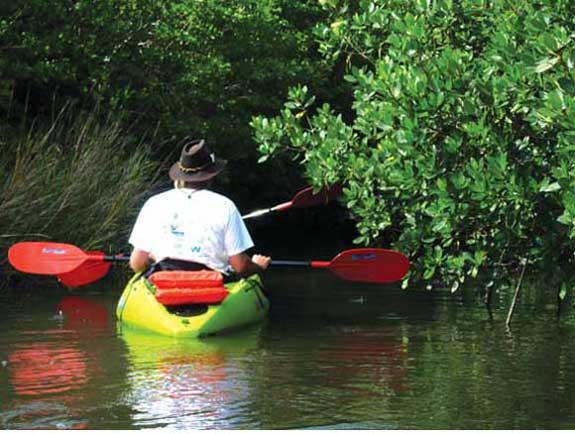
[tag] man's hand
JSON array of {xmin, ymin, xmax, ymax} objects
[
  {"xmin": 252, "ymin": 254, "xmax": 271, "ymax": 270},
  {"xmin": 229, "ymin": 252, "xmax": 271, "ymax": 276},
  {"xmin": 130, "ymin": 248, "xmax": 151, "ymax": 273}
]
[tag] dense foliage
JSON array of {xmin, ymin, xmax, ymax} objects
[
  {"xmin": 0, "ymin": 1, "xmax": 328, "ymax": 155},
  {"xmin": 253, "ymin": 0, "xmax": 575, "ymax": 291}
]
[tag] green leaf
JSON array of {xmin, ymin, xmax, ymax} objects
[
  {"xmin": 539, "ymin": 181, "xmax": 561, "ymax": 193},
  {"xmin": 423, "ymin": 266, "xmax": 436, "ymax": 280},
  {"xmin": 451, "ymin": 280, "xmax": 459, "ymax": 293},
  {"xmin": 471, "ymin": 266, "xmax": 478, "ymax": 278},
  {"xmin": 535, "ymin": 56, "xmax": 559, "ymax": 73},
  {"xmin": 557, "ymin": 212, "xmax": 573, "ymax": 226},
  {"xmin": 559, "ymin": 283, "xmax": 567, "ymax": 301}
]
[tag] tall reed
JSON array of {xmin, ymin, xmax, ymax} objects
[{"xmin": 0, "ymin": 108, "xmax": 158, "ymax": 278}]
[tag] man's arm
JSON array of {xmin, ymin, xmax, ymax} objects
[{"xmin": 229, "ymin": 252, "xmax": 270, "ymax": 277}]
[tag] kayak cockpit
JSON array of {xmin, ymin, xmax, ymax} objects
[{"xmin": 116, "ymin": 272, "xmax": 269, "ymax": 338}]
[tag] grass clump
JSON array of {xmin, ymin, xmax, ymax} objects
[{"xmin": 0, "ymin": 108, "xmax": 158, "ymax": 277}]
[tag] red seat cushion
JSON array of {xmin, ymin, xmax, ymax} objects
[{"xmin": 148, "ymin": 271, "xmax": 228, "ymax": 306}]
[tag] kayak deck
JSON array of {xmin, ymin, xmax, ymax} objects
[{"xmin": 116, "ymin": 274, "xmax": 269, "ymax": 338}]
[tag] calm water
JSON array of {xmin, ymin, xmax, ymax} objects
[{"xmin": 1, "ymin": 269, "xmax": 575, "ymax": 429}]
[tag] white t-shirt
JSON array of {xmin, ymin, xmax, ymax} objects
[{"xmin": 129, "ymin": 188, "xmax": 254, "ymax": 273}]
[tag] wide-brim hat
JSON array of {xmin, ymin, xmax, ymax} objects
[{"xmin": 169, "ymin": 139, "xmax": 227, "ymax": 182}]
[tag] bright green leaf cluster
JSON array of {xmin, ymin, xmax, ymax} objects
[{"xmin": 253, "ymin": 0, "xmax": 575, "ymax": 291}]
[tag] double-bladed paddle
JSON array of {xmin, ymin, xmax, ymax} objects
[
  {"xmin": 8, "ymin": 184, "xmax": 409, "ymax": 287},
  {"xmin": 8, "ymin": 242, "xmax": 409, "ymax": 287}
]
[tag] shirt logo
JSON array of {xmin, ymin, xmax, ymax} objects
[
  {"xmin": 170, "ymin": 213, "xmax": 184, "ymax": 236},
  {"xmin": 170, "ymin": 224, "xmax": 184, "ymax": 237}
]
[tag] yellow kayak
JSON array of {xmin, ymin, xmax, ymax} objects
[{"xmin": 116, "ymin": 273, "xmax": 269, "ymax": 338}]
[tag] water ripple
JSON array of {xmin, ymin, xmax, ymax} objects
[
  {"xmin": 6, "ymin": 342, "xmax": 88, "ymax": 396},
  {"xmin": 0, "ymin": 402, "xmax": 87, "ymax": 430}
]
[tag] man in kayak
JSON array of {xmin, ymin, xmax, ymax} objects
[{"xmin": 128, "ymin": 139, "xmax": 270, "ymax": 278}]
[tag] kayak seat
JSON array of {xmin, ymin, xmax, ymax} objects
[{"xmin": 148, "ymin": 270, "xmax": 228, "ymax": 306}]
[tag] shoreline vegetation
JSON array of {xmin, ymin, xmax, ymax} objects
[
  {"xmin": 252, "ymin": 1, "xmax": 575, "ymax": 304},
  {"xmin": 0, "ymin": 107, "xmax": 157, "ymax": 281},
  {"xmin": 1, "ymin": 1, "xmax": 574, "ymax": 310}
]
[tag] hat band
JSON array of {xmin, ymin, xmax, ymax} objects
[{"xmin": 178, "ymin": 153, "xmax": 215, "ymax": 173}]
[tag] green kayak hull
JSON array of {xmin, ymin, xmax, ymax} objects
[{"xmin": 116, "ymin": 274, "xmax": 269, "ymax": 338}]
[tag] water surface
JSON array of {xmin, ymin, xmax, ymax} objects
[{"xmin": 1, "ymin": 270, "xmax": 574, "ymax": 429}]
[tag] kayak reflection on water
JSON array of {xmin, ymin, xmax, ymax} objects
[{"xmin": 117, "ymin": 325, "xmax": 262, "ymax": 429}]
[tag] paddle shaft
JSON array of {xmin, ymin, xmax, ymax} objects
[
  {"xmin": 102, "ymin": 258, "xmax": 333, "ymax": 270},
  {"xmin": 271, "ymin": 260, "xmax": 330, "ymax": 268},
  {"xmin": 103, "ymin": 255, "xmax": 128, "ymax": 262},
  {"xmin": 101, "ymin": 256, "xmax": 333, "ymax": 271},
  {"xmin": 93, "ymin": 255, "xmax": 324, "ymax": 267},
  {"xmin": 242, "ymin": 201, "xmax": 292, "ymax": 220},
  {"xmin": 101, "ymin": 257, "xmax": 331, "ymax": 268}
]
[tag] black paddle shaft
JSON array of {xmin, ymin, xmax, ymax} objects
[
  {"xmin": 270, "ymin": 260, "xmax": 312, "ymax": 267},
  {"xmin": 103, "ymin": 255, "xmax": 129, "ymax": 263}
]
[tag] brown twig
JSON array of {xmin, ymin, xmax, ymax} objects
[
  {"xmin": 0, "ymin": 233, "xmax": 50, "ymax": 238},
  {"xmin": 505, "ymin": 258, "xmax": 527, "ymax": 328}
]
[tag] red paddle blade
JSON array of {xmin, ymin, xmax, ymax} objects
[
  {"xmin": 8, "ymin": 242, "xmax": 89, "ymax": 275},
  {"xmin": 57, "ymin": 258, "xmax": 112, "ymax": 288},
  {"xmin": 328, "ymin": 248, "xmax": 410, "ymax": 283},
  {"xmin": 291, "ymin": 184, "xmax": 342, "ymax": 209}
]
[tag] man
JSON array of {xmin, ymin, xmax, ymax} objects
[{"xmin": 129, "ymin": 139, "xmax": 270, "ymax": 277}]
